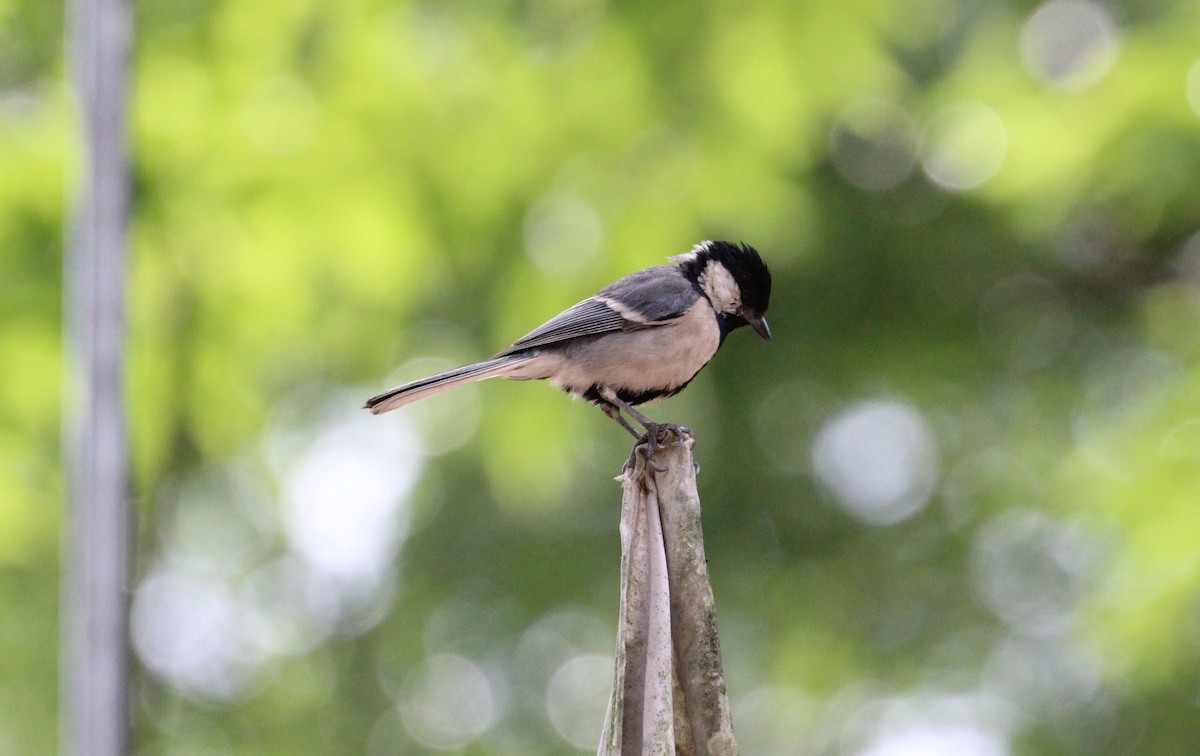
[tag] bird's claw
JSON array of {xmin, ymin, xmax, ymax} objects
[
  {"xmin": 625, "ymin": 423, "xmax": 692, "ymax": 474},
  {"xmin": 643, "ymin": 441, "xmax": 668, "ymax": 473}
]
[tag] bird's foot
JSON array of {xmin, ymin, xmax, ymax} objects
[{"xmin": 627, "ymin": 423, "xmax": 691, "ymax": 473}]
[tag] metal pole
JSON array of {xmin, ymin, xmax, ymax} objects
[{"xmin": 64, "ymin": 0, "xmax": 133, "ymax": 752}]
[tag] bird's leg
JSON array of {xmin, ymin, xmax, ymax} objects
[
  {"xmin": 607, "ymin": 395, "xmax": 693, "ymax": 440},
  {"xmin": 603, "ymin": 395, "xmax": 694, "ymax": 473},
  {"xmin": 600, "ymin": 401, "xmax": 642, "ymax": 440},
  {"xmin": 603, "ymin": 395, "xmax": 658, "ymax": 440},
  {"xmin": 608, "ymin": 397, "xmax": 658, "ymax": 435},
  {"xmin": 600, "ymin": 400, "xmax": 663, "ymax": 473}
]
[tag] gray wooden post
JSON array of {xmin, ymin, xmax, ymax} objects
[
  {"xmin": 64, "ymin": 0, "xmax": 133, "ymax": 753},
  {"xmin": 600, "ymin": 430, "xmax": 738, "ymax": 755}
]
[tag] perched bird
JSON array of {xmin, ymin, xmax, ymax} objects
[{"xmin": 364, "ymin": 240, "xmax": 772, "ymax": 440}]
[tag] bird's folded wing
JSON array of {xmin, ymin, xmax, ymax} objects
[
  {"xmin": 595, "ymin": 266, "xmax": 699, "ymax": 323},
  {"xmin": 496, "ymin": 298, "xmax": 630, "ymax": 355},
  {"xmin": 498, "ymin": 269, "xmax": 698, "ymax": 355}
]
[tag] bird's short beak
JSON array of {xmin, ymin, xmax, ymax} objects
[{"xmin": 747, "ymin": 313, "xmax": 771, "ymax": 342}]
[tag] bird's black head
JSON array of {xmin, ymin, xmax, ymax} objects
[{"xmin": 673, "ymin": 240, "xmax": 772, "ymax": 340}]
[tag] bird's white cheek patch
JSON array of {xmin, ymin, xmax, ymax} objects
[{"xmin": 701, "ymin": 260, "xmax": 741, "ymax": 313}]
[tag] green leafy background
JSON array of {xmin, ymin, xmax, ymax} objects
[{"xmin": 4, "ymin": 0, "xmax": 1200, "ymax": 752}]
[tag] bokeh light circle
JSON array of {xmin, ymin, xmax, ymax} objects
[
  {"xmin": 545, "ymin": 654, "xmax": 612, "ymax": 750},
  {"xmin": 970, "ymin": 510, "xmax": 1100, "ymax": 636},
  {"xmin": 523, "ymin": 192, "xmax": 604, "ymax": 277},
  {"xmin": 131, "ymin": 567, "xmax": 256, "ymax": 700},
  {"xmin": 1020, "ymin": 0, "xmax": 1119, "ymax": 92},
  {"xmin": 280, "ymin": 412, "xmax": 418, "ymax": 582},
  {"xmin": 920, "ymin": 103, "xmax": 1007, "ymax": 191},
  {"xmin": 837, "ymin": 692, "xmax": 1012, "ymax": 756},
  {"xmin": 812, "ymin": 400, "xmax": 938, "ymax": 525},
  {"xmin": 1187, "ymin": 60, "xmax": 1200, "ymax": 118},
  {"xmin": 830, "ymin": 98, "xmax": 919, "ymax": 192},
  {"xmin": 859, "ymin": 724, "xmax": 1008, "ymax": 756},
  {"xmin": 399, "ymin": 653, "xmax": 497, "ymax": 750}
]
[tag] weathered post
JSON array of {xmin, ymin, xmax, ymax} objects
[{"xmin": 599, "ymin": 429, "xmax": 738, "ymax": 756}]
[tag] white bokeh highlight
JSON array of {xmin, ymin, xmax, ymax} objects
[
  {"xmin": 523, "ymin": 192, "xmax": 604, "ymax": 277},
  {"xmin": 399, "ymin": 653, "xmax": 498, "ymax": 750},
  {"xmin": 983, "ymin": 635, "xmax": 1104, "ymax": 720},
  {"xmin": 239, "ymin": 556, "xmax": 341, "ymax": 658},
  {"xmin": 545, "ymin": 654, "xmax": 612, "ymax": 750},
  {"xmin": 970, "ymin": 510, "xmax": 1101, "ymax": 636},
  {"xmin": 132, "ymin": 569, "xmax": 257, "ymax": 700},
  {"xmin": 133, "ymin": 395, "xmax": 422, "ymax": 701},
  {"xmin": 839, "ymin": 692, "xmax": 1012, "ymax": 756},
  {"xmin": 278, "ymin": 404, "xmax": 420, "ymax": 585},
  {"xmin": 921, "ymin": 103, "xmax": 1007, "ymax": 191},
  {"xmin": 812, "ymin": 400, "xmax": 939, "ymax": 525},
  {"xmin": 1020, "ymin": 0, "xmax": 1119, "ymax": 92},
  {"xmin": 1188, "ymin": 60, "xmax": 1200, "ymax": 118},
  {"xmin": 830, "ymin": 99, "xmax": 919, "ymax": 192},
  {"xmin": 859, "ymin": 723, "xmax": 1009, "ymax": 756}
]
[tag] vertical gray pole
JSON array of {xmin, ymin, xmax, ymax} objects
[{"xmin": 64, "ymin": 0, "xmax": 133, "ymax": 753}]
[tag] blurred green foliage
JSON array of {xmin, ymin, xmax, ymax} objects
[{"xmin": 4, "ymin": 0, "xmax": 1200, "ymax": 752}]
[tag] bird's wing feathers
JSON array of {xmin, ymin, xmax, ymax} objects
[
  {"xmin": 497, "ymin": 298, "xmax": 627, "ymax": 355},
  {"xmin": 498, "ymin": 266, "xmax": 700, "ymax": 356},
  {"xmin": 596, "ymin": 266, "xmax": 699, "ymax": 323}
]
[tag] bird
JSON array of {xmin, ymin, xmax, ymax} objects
[{"xmin": 364, "ymin": 240, "xmax": 771, "ymax": 442}]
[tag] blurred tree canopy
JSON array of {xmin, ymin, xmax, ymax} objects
[{"xmin": 4, "ymin": 0, "xmax": 1200, "ymax": 752}]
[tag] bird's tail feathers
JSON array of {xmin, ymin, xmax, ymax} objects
[{"xmin": 364, "ymin": 355, "xmax": 534, "ymax": 415}]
